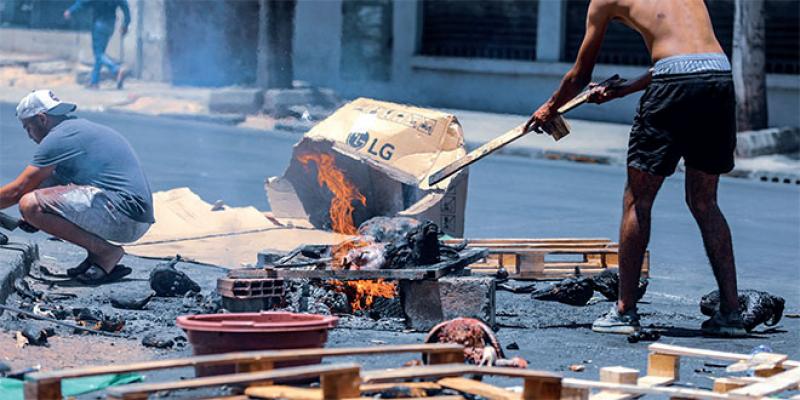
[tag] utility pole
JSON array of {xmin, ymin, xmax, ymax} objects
[{"xmin": 732, "ymin": 0, "xmax": 768, "ymax": 131}]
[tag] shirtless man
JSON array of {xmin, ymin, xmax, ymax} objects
[{"xmin": 525, "ymin": 0, "xmax": 745, "ymax": 337}]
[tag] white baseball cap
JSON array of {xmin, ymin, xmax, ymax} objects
[{"xmin": 16, "ymin": 90, "xmax": 77, "ymax": 120}]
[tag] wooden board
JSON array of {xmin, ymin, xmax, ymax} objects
[
  {"xmin": 275, "ymin": 248, "xmax": 487, "ymax": 280},
  {"xmin": 556, "ymin": 75, "xmax": 624, "ymax": 114},
  {"xmin": 106, "ymin": 363, "xmax": 361, "ymax": 400},
  {"xmin": 25, "ymin": 343, "xmax": 463, "ymax": 400},
  {"xmin": 438, "ymin": 377, "xmax": 521, "ymax": 400}
]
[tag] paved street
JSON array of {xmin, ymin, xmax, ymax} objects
[
  {"xmin": 1, "ymin": 104, "xmax": 798, "ymax": 389},
  {"xmin": 3, "ymin": 103, "xmax": 797, "ymax": 303}
]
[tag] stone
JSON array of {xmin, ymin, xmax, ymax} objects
[
  {"xmin": 142, "ymin": 333, "xmax": 174, "ymax": 349},
  {"xmin": 208, "ymin": 88, "xmax": 264, "ymax": 114}
]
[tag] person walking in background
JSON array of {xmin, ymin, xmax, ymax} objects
[{"xmin": 64, "ymin": 0, "xmax": 130, "ymax": 89}]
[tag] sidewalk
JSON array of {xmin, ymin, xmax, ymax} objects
[{"xmin": 1, "ymin": 51, "xmax": 797, "ymax": 183}]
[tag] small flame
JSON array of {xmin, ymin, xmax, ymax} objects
[
  {"xmin": 329, "ymin": 279, "xmax": 397, "ymax": 311},
  {"xmin": 297, "ymin": 152, "xmax": 366, "ymax": 235}
]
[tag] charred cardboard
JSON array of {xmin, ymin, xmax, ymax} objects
[{"xmin": 266, "ymin": 98, "xmax": 469, "ymax": 237}]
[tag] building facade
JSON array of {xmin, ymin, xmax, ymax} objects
[{"xmin": 1, "ymin": 0, "xmax": 798, "ymax": 126}]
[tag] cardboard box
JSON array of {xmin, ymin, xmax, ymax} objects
[{"xmin": 266, "ymin": 98, "xmax": 469, "ymax": 237}]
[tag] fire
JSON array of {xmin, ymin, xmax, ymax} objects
[
  {"xmin": 297, "ymin": 152, "xmax": 366, "ymax": 235},
  {"xmin": 329, "ymin": 279, "xmax": 397, "ymax": 311}
]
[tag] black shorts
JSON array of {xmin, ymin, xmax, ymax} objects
[{"xmin": 628, "ymin": 71, "xmax": 736, "ymax": 176}]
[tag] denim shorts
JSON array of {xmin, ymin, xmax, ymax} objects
[
  {"xmin": 628, "ymin": 71, "xmax": 737, "ymax": 176},
  {"xmin": 34, "ymin": 184, "xmax": 151, "ymax": 243}
]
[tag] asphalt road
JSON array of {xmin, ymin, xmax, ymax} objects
[
  {"xmin": 1, "ymin": 104, "xmax": 799, "ymax": 390},
  {"xmin": 3, "ymin": 103, "xmax": 797, "ymax": 304}
]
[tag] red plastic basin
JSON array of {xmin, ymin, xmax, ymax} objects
[{"xmin": 176, "ymin": 311, "xmax": 338, "ymax": 377}]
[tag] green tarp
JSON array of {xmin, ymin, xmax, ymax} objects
[{"xmin": 0, "ymin": 373, "xmax": 142, "ymax": 400}]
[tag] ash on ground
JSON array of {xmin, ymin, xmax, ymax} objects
[
  {"xmin": 0, "ymin": 260, "xmax": 223, "ymax": 351},
  {"xmin": 276, "ymin": 279, "xmax": 406, "ymax": 331}
]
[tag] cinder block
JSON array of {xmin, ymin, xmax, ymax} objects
[
  {"xmin": 400, "ymin": 280, "xmax": 443, "ymax": 331},
  {"xmin": 400, "ymin": 276, "xmax": 495, "ymax": 331},
  {"xmin": 439, "ymin": 276, "xmax": 495, "ymax": 328},
  {"xmin": 208, "ymin": 88, "xmax": 264, "ymax": 114}
]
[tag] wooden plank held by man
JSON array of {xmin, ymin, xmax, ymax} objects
[{"xmin": 427, "ymin": 75, "xmax": 625, "ymax": 187}]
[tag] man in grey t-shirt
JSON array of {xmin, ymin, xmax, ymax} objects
[{"xmin": 0, "ymin": 90, "xmax": 154, "ymax": 284}]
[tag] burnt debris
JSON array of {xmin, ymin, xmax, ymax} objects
[
  {"xmin": 531, "ymin": 275, "xmax": 595, "ymax": 306},
  {"xmin": 700, "ymin": 289, "xmax": 785, "ymax": 332},
  {"xmin": 590, "ymin": 269, "xmax": 648, "ymax": 301},
  {"xmin": 111, "ymin": 291, "xmax": 156, "ymax": 310},
  {"xmin": 149, "ymin": 256, "xmax": 201, "ymax": 297}
]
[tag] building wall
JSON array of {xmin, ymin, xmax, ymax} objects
[
  {"xmin": 294, "ymin": 0, "xmax": 800, "ymax": 127},
  {"xmin": 0, "ymin": 0, "xmax": 169, "ymax": 82}
]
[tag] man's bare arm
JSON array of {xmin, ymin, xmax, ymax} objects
[
  {"xmin": 525, "ymin": 0, "xmax": 613, "ymax": 132},
  {"xmin": 0, "ymin": 165, "xmax": 55, "ymax": 209}
]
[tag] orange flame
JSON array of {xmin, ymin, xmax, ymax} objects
[
  {"xmin": 329, "ymin": 279, "xmax": 397, "ymax": 311},
  {"xmin": 297, "ymin": 152, "xmax": 366, "ymax": 235}
]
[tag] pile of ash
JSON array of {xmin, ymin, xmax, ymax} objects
[{"xmin": 274, "ymin": 279, "xmax": 406, "ymax": 331}]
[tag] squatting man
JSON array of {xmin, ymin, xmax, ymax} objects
[
  {"xmin": 0, "ymin": 90, "xmax": 154, "ymax": 285},
  {"xmin": 526, "ymin": 0, "xmax": 745, "ymax": 337}
]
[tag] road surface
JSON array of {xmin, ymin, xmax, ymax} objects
[{"xmin": 1, "ymin": 104, "xmax": 798, "ymax": 390}]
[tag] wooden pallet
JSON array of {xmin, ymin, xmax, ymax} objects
[
  {"xmin": 22, "ymin": 343, "xmax": 800, "ymax": 400},
  {"xmin": 23, "ymin": 343, "xmax": 464, "ymax": 400},
  {"xmin": 560, "ymin": 343, "xmax": 800, "ymax": 400},
  {"xmin": 444, "ymin": 238, "xmax": 650, "ymax": 280}
]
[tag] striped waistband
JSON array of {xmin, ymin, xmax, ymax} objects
[{"xmin": 652, "ymin": 53, "xmax": 731, "ymax": 76}]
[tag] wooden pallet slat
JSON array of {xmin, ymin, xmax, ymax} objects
[{"xmin": 446, "ymin": 238, "xmax": 648, "ymax": 280}]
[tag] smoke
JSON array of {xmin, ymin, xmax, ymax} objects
[{"xmin": 164, "ymin": 0, "xmax": 258, "ymax": 87}]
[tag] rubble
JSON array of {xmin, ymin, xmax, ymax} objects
[
  {"xmin": 531, "ymin": 275, "xmax": 594, "ymax": 306},
  {"xmin": 142, "ymin": 333, "xmax": 176, "ymax": 349},
  {"xmin": 590, "ymin": 269, "xmax": 648, "ymax": 301},
  {"xmin": 149, "ymin": 256, "xmax": 201, "ymax": 297},
  {"xmin": 700, "ymin": 289, "xmax": 785, "ymax": 332},
  {"xmin": 111, "ymin": 291, "xmax": 156, "ymax": 310}
]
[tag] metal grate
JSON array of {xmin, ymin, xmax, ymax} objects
[
  {"xmin": 563, "ymin": 0, "xmax": 799, "ymax": 75},
  {"xmin": 420, "ymin": 0, "xmax": 538, "ymax": 61}
]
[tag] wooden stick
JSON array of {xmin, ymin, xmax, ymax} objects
[{"xmin": 556, "ymin": 74, "xmax": 624, "ymax": 114}]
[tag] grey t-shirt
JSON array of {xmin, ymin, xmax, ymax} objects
[{"xmin": 31, "ymin": 118, "xmax": 155, "ymax": 223}]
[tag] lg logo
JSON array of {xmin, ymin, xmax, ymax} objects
[{"xmin": 346, "ymin": 131, "xmax": 396, "ymax": 161}]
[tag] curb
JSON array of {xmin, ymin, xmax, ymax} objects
[{"xmin": 0, "ymin": 242, "xmax": 39, "ymax": 306}]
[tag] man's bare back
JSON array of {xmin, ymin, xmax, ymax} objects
[{"xmin": 602, "ymin": 0, "xmax": 724, "ymax": 61}]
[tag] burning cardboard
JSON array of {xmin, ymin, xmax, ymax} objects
[{"xmin": 266, "ymin": 98, "xmax": 469, "ymax": 237}]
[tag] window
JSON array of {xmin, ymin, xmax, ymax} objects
[
  {"xmin": 562, "ymin": 0, "xmax": 799, "ymax": 74},
  {"xmin": 420, "ymin": 0, "xmax": 538, "ymax": 61}
]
